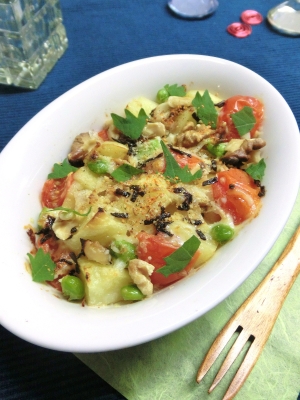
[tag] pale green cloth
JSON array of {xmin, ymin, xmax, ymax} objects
[{"xmin": 76, "ymin": 191, "xmax": 300, "ymax": 400}]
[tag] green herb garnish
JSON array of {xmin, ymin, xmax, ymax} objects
[
  {"xmin": 46, "ymin": 206, "xmax": 92, "ymax": 217},
  {"xmin": 27, "ymin": 248, "xmax": 56, "ymax": 282},
  {"xmin": 111, "ymin": 164, "xmax": 144, "ymax": 182},
  {"xmin": 161, "ymin": 141, "xmax": 202, "ymax": 183},
  {"xmin": 231, "ymin": 106, "xmax": 256, "ymax": 136},
  {"xmin": 111, "ymin": 108, "xmax": 148, "ymax": 140},
  {"xmin": 192, "ymin": 90, "xmax": 218, "ymax": 129},
  {"xmin": 245, "ymin": 158, "xmax": 266, "ymax": 181},
  {"xmin": 156, "ymin": 83, "xmax": 186, "ymax": 103},
  {"xmin": 157, "ymin": 235, "xmax": 200, "ymax": 277},
  {"xmin": 48, "ymin": 158, "xmax": 78, "ymax": 179}
]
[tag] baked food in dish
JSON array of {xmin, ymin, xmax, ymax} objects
[{"xmin": 27, "ymin": 85, "xmax": 266, "ymax": 306}]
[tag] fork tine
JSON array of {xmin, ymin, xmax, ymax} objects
[
  {"xmin": 208, "ymin": 328, "xmax": 251, "ymax": 392},
  {"xmin": 196, "ymin": 321, "xmax": 238, "ymax": 383},
  {"xmin": 221, "ymin": 340, "xmax": 263, "ymax": 400}
]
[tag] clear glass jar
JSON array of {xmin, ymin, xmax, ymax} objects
[{"xmin": 0, "ymin": 0, "xmax": 68, "ymax": 89}]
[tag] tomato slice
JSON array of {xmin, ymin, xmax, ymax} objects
[
  {"xmin": 98, "ymin": 128, "xmax": 109, "ymax": 141},
  {"xmin": 41, "ymin": 173, "xmax": 73, "ymax": 208},
  {"xmin": 47, "ymin": 277, "xmax": 62, "ymax": 292},
  {"xmin": 137, "ymin": 231, "xmax": 197, "ymax": 286},
  {"xmin": 144, "ymin": 148, "xmax": 202, "ymax": 174},
  {"xmin": 218, "ymin": 95, "xmax": 264, "ymax": 141},
  {"xmin": 172, "ymin": 151, "xmax": 202, "ymax": 170},
  {"xmin": 212, "ymin": 168, "xmax": 261, "ymax": 225}
]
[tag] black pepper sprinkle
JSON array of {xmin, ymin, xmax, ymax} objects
[
  {"xmin": 98, "ymin": 207, "xmax": 104, "ymax": 212},
  {"xmin": 169, "ymin": 146, "xmax": 192, "ymax": 158},
  {"xmin": 58, "ymin": 258, "xmax": 74, "ymax": 265},
  {"xmin": 138, "ymin": 153, "xmax": 163, "ymax": 168},
  {"xmin": 69, "ymin": 252, "xmax": 80, "ymax": 273},
  {"xmin": 144, "ymin": 219, "xmax": 154, "ymax": 225},
  {"xmin": 211, "ymin": 160, "xmax": 217, "ymax": 172},
  {"xmin": 144, "ymin": 207, "xmax": 173, "ymax": 236},
  {"xmin": 202, "ymin": 177, "xmax": 218, "ymax": 186},
  {"xmin": 178, "ymin": 200, "xmax": 191, "ymax": 211},
  {"xmin": 173, "ymin": 187, "xmax": 184, "ymax": 194},
  {"xmin": 111, "ymin": 212, "xmax": 129, "ymax": 218},
  {"xmin": 115, "ymin": 188, "xmax": 131, "ymax": 197},
  {"xmin": 214, "ymin": 100, "xmax": 226, "ymax": 108},
  {"xmin": 47, "ymin": 216, "xmax": 55, "ymax": 227},
  {"xmin": 258, "ymin": 186, "xmax": 266, "ymax": 197},
  {"xmin": 174, "ymin": 187, "xmax": 193, "ymax": 211},
  {"xmin": 229, "ymin": 184, "xmax": 235, "ymax": 189},
  {"xmin": 192, "ymin": 112, "xmax": 200, "ymax": 123},
  {"xmin": 193, "ymin": 220, "xmax": 203, "ymax": 226},
  {"xmin": 254, "ymin": 179, "xmax": 261, "ymax": 187},
  {"xmin": 36, "ymin": 215, "xmax": 55, "ymax": 235},
  {"xmin": 40, "ymin": 232, "xmax": 53, "ymax": 244},
  {"xmin": 70, "ymin": 227, "xmax": 77, "ymax": 233},
  {"xmin": 113, "ymin": 136, "xmax": 137, "ymax": 156},
  {"xmin": 253, "ymin": 180, "xmax": 266, "ymax": 197},
  {"xmin": 196, "ymin": 230, "xmax": 207, "ymax": 240},
  {"xmin": 129, "ymin": 185, "xmax": 145, "ymax": 202},
  {"xmin": 131, "ymin": 190, "xmax": 145, "ymax": 202},
  {"xmin": 130, "ymin": 191, "xmax": 139, "ymax": 203},
  {"xmin": 68, "ymin": 269, "xmax": 76, "ymax": 276}
]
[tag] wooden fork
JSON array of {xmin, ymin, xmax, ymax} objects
[{"xmin": 196, "ymin": 225, "xmax": 300, "ymax": 400}]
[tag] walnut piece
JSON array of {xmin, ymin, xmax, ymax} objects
[{"xmin": 128, "ymin": 259, "xmax": 155, "ymax": 296}]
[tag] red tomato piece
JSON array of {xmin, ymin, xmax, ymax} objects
[
  {"xmin": 172, "ymin": 151, "xmax": 202, "ymax": 170},
  {"xmin": 218, "ymin": 95, "xmax": 264, "ymax": 141},
  {"xmin": 137, "ymin": 231, "xmax": 198, "ymax": 286},
  {"xmin": 98, "ymin": 128, "xmax": 109, "ymax": 141},
  {"xmin": 37, "ymin": 235, "xmax": 59, "ymax": 257},
  {"xmin": 47, "ymin": 277, "xmax": 62, "ymax": 292},
  {"xmin": 144, "ymin": 150, "xmax": 202, "ymax": 174},
  {"xmin": 212, "ymin": 168, "xmax": 261, "ymax": 225},
  {"xmin": 36, "ymin": 234, "xmax": 68, "ymax": 262},
  {"xmin": 41, "ymin": 173, "xmax": 74, "ymax": 209}
]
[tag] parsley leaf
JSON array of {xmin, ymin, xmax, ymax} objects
[
  {"xmin": 156, "ymin": 235, "xmax": 200, "ymax": 277},
  {"xmin": 27, "ymin": 248, "xmax": 56, "ymax": 282},
  {"xmin": 192, "ymin": 90, "xmax": 218, "ymax": 129},
  {"xmin": 231, "ymin": 106, "xmax": 256, "ymax": 136},
  {"xmin": 157, "ymin": 84, "xmax": 186, "ymax": 103},
  {"xmin": 48, "ymin": 158, "xmax": 78, "ymax": 179},
  {"xmin": 245, "ymin": 158, "xmax": 266, "ymax": 181},
  {"xmin": 161, "ymin": 141, "xmax": 202, "ymax": 183},
  {"xmin": 111, "ymin": 108, "xmax": 148, "ymax": 140},
  {"xmin": 111, "ymin": 164, "xmax": 144, "ymax": 182},
  {"xmin": 164, "ymin": 84, "xmax": 186, "ymax": 97}
]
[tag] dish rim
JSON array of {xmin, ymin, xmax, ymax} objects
[{"xmin": 0, "ymin": 54, "xmax": 299, "ymax": 352}]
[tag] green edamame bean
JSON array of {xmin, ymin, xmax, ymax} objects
[
  {"xmin": 61, "ymin": 275, "xmax": 85, "ymax": 301},
  {"xmin": 110, "ymin": 240, "xmax": 136, "ymax": 265},
  {"xmin": 156, "ymin": 88, "xmax": 169, "ymax": 104},
  {"xmin": 206, "ymin": 142, "xmax": 227, "ymax": 158},
  {"xmin": 121, "ymin": 284, "xmax": 144, "ymax": 301},
  {"xmin": 87, "ymin": 159, "xmax": 110, "ymax": 175},
  {"xmin": 211, "ymin": 224, "xmax": 234, "ymax": 243}
]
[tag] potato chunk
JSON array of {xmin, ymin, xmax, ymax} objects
[
  {"xmin": 126, "ymin": 96, "xmax": 158, "ymax": 116},
  {"xmin": 66, "ymin": 211, "xmax": 128, "ymax": 253},
  {"xmin": 78, "ymin": 257, "xmax": 132, "ymax": 306}
]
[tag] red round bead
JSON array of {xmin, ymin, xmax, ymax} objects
[
  {"xmin": 227, "ymin": 22, "xmax": 252, "ymax": 38},
  {"xmin": 240, "ymin": 10, "xmax": 263, "ymax": 25}
]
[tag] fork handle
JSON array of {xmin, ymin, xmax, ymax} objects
[{"xmin": 240, "ymin": 225, "xmax": 300, "ymax": 327}]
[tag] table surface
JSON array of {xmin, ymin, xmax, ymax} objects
[{"xmin": 1, "ymin": 0, "xmax": 300, "ymax": 399}]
